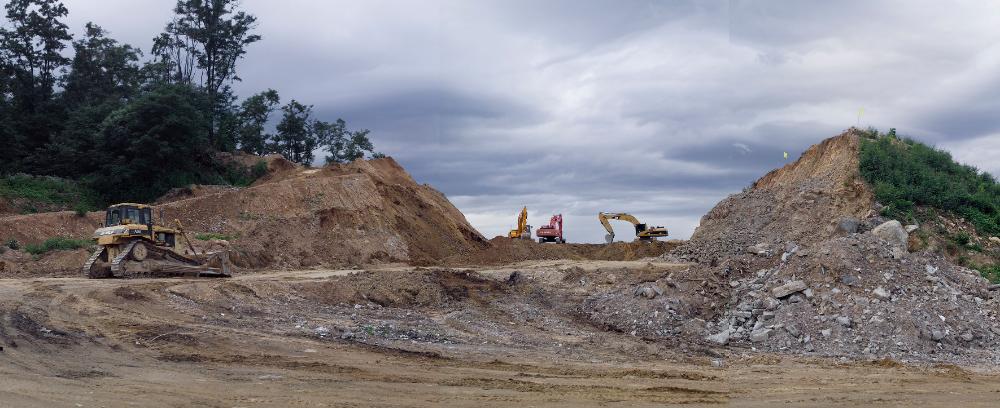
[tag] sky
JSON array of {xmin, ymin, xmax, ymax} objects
[{"xmin": 58, "ymin": 0, "xmax": 1000, "ymax": 242}]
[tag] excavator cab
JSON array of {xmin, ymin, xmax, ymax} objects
[{"xmin": 106, "ymin": 204, "xmax": 151, "ymax": 227}]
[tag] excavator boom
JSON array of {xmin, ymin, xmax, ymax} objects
[{"xmin": 507, "ymin": 207, "xmax": 532, "ymax": 239}]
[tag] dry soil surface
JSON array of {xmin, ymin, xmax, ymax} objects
[{"xmin": 2, "ymin": 260, "xmax": 998, "ymax": 407}]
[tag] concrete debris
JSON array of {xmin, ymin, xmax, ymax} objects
[{"xmin": 771, "ymin": 280, "xmax": 808, "ymax": 298}]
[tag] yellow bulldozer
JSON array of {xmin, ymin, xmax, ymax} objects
[
  {"xmin": 83, "ymin": 203, "xmax": 230, "ymax": 279},
  {"xmin": 507, "ymin": 206, "xmax": 532, "ymax": 239},
  {"xmin": 598, "ymin": 212, "xmax": 668, "ymax": 243}
]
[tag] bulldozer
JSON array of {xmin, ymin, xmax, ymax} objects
[
  {"xmin": 536, "ymin": 214, "xmax": 565, "ymax": 243},
  {"xmin": 598, "ymin": 212, "xmax": 668, "ymax": 243},
  {"xmin": 83, "ymin": 203, "xmax": 230, "ymax": 279},
  {"xmin": 507, "ymin": 206, "xmax": 532, "ymax": 239}
]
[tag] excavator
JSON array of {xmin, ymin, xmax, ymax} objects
[
  {"xmin": 598, "ymin": 212, "xmax": 668, "ymax": 243},
  {"xmin": 83, "ymin": 203, "xmax": 230, "ymax": 279},
  {"xmin": 507, "ymin": 206, "xmax": 532, "ymax": 240},
  {"xmin": 536, "ymin": 214, "xmax": 565, "ymax": 243}
]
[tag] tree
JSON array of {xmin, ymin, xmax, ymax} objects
[
  {"xmin": 236, "ymin": 89, "xmax": 279, "ymax": 155},
  {"xmin": 319, "ymin": 118, "xmax": 376, "ymax": 164},
  {"xmin": 154, "ymin": 0, "xmax": 260, "ymax": 147},
  {"xmin": 61, "ymin": 23, "xmax": 142, "ymax": 108},
  {"xmin": 272, "ymin": 100, "xmax": 316, "ymax": 164},
  {"xmin": 89, "ymin": 83, "xmax": 213, "ymax": 202},
  {"xmin": 0, "ymin": 0, "xmax": 72, "ymax": 170}
]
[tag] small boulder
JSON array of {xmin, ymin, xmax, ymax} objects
[
  {"xmin": 873, "ymin": 287, "xmax": 891, "ymax": 300},
  {"xmin": 872, "ymin": 220, "xmax": 908, "ymax": 248},
  {"xmin": 904, "ymin": 224, "xmax": 919, "ymax": 233},
  {"xmin": 635, "ymin": 286, "xmax": 658, "ymax": 299},
  {"xmin": 990, "ymin": 236, "xmax": 1000, "ymax": 245},
  {"xmin": 750, "ymin": 328, "xmax": 771, "ymax": 343},
  {"xmin": 772, "ymin": 280, "xmax": 808, "ymax": 298},
  {"xmin": 836, "ymin": 316, "xmax": 852, "ymax": 327},
  {"xmin": 837, "ymin": 217, "xmax": 861, "ymax": 234},
  {"xmin": 707, "ymin": 330, "xmax": 731, "ymax": 345}
]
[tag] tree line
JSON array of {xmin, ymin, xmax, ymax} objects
[{"xmin": 0, "ymin": 0, "xmax": 380, "ymax": 203}]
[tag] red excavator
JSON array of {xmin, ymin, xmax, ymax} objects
[{"xmin": 536, "ymin": 214, "xmax": 565, "ymax": 243}]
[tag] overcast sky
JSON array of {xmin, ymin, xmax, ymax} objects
[{"xmin": 59, "ymin": 0, "xmax": 1000, "ymax": 242}]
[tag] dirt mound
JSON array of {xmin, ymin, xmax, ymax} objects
[
  {"xmin": 677, "ymin": 129, "xmax": 873, "ymax": 264},
  {"xmin": 0, "ymin": 157, "xmax": 488, "ymax": 273},
  {"xmin": 443, "ymin": 237, "xmax": 681, "ymax": 266}
]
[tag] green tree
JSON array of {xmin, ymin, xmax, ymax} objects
[
  {"xmin": 89, "ymin": 83, "xmax": 213, "ymax": 202},
  {"xmin": 273, "ymin": 100, "xmax": 316, "ymax": 164},
  {"xmin": 236, "ymin": 88, "xmax": 279, "ymax": 155},
  {"xmin": 0, "ymin": 0, "xmax": 72, "ymax": 170},
  {"xmin": 154, "ymin": 0, "xmax": 260, "ymax": 148},
  {"xmin": 318, "ymin": 118, "xmax": 375, "ymax": 164},
  {"xmin": 61, "ymin": 22, "xmax": 141, "ymax": 107}
]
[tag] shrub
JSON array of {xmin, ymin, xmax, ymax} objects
[
  {"xmin": 195, "ymin": 232, "xmax": 234, "ymax": 241},
  {"xmin": 973, "ymin": 264, "xmax": 1000, "ymax": 284},
  {"xmin": 24, "ymin": 237, "xmax": 92, "ymax": 255},
  {"xmin": 860, "ymin": 132, "xmax": 1000, "ymax": 235},
  {"xmin": 0, "ymin": 174, "xmax": 102, "ymax": 213}
]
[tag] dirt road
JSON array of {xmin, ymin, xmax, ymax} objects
[{"xmin": 1, "ymin": 261, "xmax": 998, "ymax": 407}]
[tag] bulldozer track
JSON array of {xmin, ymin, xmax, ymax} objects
[
  {"xmin": 100, "ymin": 239, "xmax": 229, "ymax": 279},
  {"xmin": 82, "ymin": 246, "xmax": 107, "ymax": 278},
  {"xmin": 109, "ymin": 240, "xmax": 139, "ymax": 277}
]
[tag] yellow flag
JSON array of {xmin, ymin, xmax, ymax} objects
[{"xmin": 783, "ymin": 151, "xmax": 789, "ymax": 159}]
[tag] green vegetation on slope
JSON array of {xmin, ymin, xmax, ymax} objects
[
  {"xmin": 859, "ymin": 128, "xmax": 1000, "ymax": 235},
  {"xmin": 0, "ymin": 174, "xmax": 102, "ymax": 214},
  {"xmin": 24, "ymin": 237, "xmax": 92, "ymax": 255}
]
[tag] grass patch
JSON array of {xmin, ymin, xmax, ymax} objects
[
  {"xmin": 0, "ymin": 174, "xmax": 102, "ymax": 213},
  {"xmin": 973, "ymin": 264, "xmax": 1000, "ymax": 284},
  {"xmin": 219, "ymin": 160, "xmax": 268, "ymax": 187},
  {"xmin": 859, "ymin": 128, "xmax": 1000, "ymax": 235},
  {"xmin": 24, "ymin": 237, "xmax": 92, "ymax": 255},
  {"xmin": 194, "ymin": 232, "xmax": 235, "ymax": 241}
]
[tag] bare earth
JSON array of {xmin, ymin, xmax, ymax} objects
[{"xmin": 1, "ymin": 260, "xmax": 999, "ymax": 407}]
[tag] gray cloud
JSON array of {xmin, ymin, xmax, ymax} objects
[{"xmin": 57, "ymin": 0, "xmax": 1000, "ymax": 241}]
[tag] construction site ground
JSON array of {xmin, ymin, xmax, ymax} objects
[{"xmin": 2, "ymin": 260, "xmax": 998, "ymax": 407}]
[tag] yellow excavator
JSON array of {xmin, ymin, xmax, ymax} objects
[
  {"xmin": 83, "ymin": 203, "xmax": 230, "ymax": 279},
  {"xmin": 598, "ymin": 212, "xmax": 668, "ymax": 243},
  {"xmin": 507, "ymin": 206, "xmax": 532, "ymax": 239}
]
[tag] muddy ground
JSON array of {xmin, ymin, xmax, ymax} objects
[{"xmin": 2, "ymin": 260, "xmax": 999, "ymax": 407}]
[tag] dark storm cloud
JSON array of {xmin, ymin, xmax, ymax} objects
[{"xmin": 56, "ymin": 0, "xmax": 1000, "ymax": 241}]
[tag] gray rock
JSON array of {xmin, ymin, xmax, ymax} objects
[
  {"xmin": 772, "ymin": 280, "xmax": 808, "ymax": 298},
  {"xmin": 837, "ymin": 217, "xmax": 861, "ymax": 234},
  {"xmin": 802, "ymin": 288, "xmax": 815, "ymax": 299},
  {"xmin": 636, "ymin": 286, "xmax": 658, "ymax": 299},
  {"xmin": 788, "ymin": 294, "xmax": 803, "ymax": 303},
  {"xmin": 925, "ymin": 264, "xmax": 938, "ymax": 274},
  {"xmin": 761, "ymin": 312, "xmax": 776, "ymax": 321},
  {"xmin": 750, "ymin": 328, "xmax": 772, "ymax": 343},
  {"xmin": 821, "ymin": 329, "xmax": 832, "ymax": 337},
  {"xmin": 784, "ymin": 324, "xmax": 801, "ymax": 338},
  {"xmin": 873, "ymin": 287, "xmax": 890, "ymax": 300},
  {"xmin": 763, "ymin": 297, "xmax": 781, "ymax": 311},
  {"xmin": 960, "ymin": 332, "xmax": 974, "ymax": 342},
  {"xmin": 904, "ymin": 224, "xmax": 919, "ymax": 233},
  {"xmin": 931, "ymin": 330, "xmax": 946, "ymax": 341},
  {"xmin": 872, "ymin": 220, "xmax": 908, "ymax": 248},
  {"xmin": 705, "ymin": 329, "xmax": 729, "ymax": 346},
  {"xmin": 840, "ymin": 274, "xmax": 859, "ymax": 286},
  {"xmin": 836, "ymin": 316, "xmax": 852, "ymax": 327},
  {"xmin": 890, "ymin": 247, "xmax": 906, "ymax": 259},
  {"xmin": 990, "ymin": 236, "xmax": 1000, "ymax": 245}
]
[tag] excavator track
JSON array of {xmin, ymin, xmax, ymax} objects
[{"xmin": 100, "ymin": 239, "xmax": 230, "ymax": 279}]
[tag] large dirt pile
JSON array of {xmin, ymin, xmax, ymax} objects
[
  {"xmin": 583, "ymin": 129, "xmax": 1000, "ymax": 365},
  {"xmin": 677, "ymin": 129, "xmax": 873, "ymax": 263},
  {"xmin": 0, "ymin": 156, "xmax": 488, "ymax": 272}
]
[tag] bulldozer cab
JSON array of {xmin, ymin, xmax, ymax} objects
[{"xmin": 106, "ymin": 204, "xmax": 152, "ymax": 226}]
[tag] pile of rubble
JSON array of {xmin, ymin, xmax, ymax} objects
[{"xmin": 583, "ymin": 130, "xmax": 1000, "ymax": 365}]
